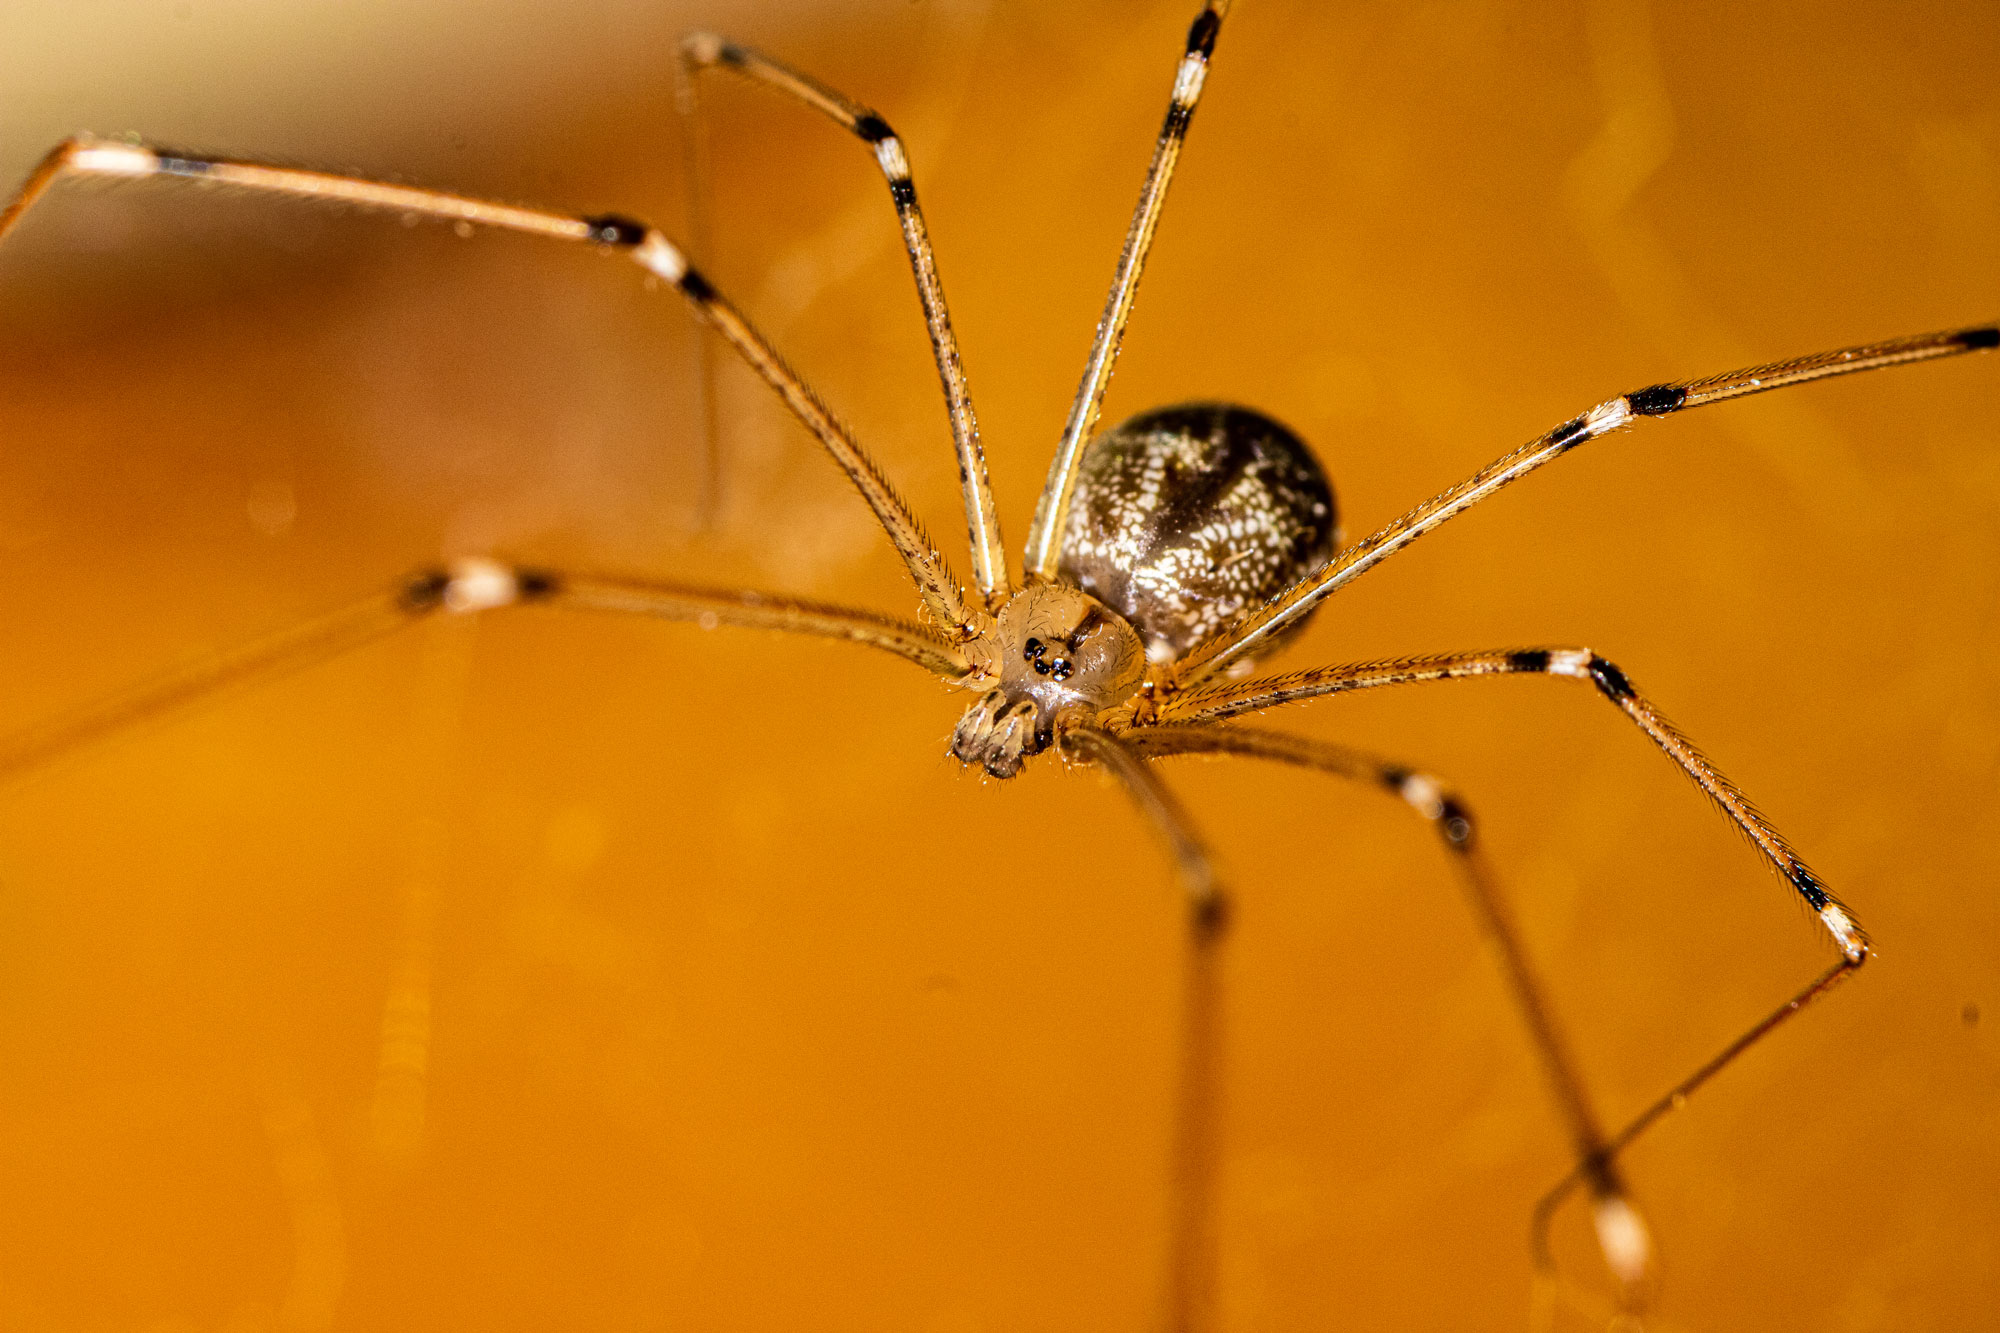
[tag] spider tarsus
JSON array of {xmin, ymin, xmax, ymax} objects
[{"xmin": 1626, "ymin": 383, "xmax": 1688, "ymax": 416}]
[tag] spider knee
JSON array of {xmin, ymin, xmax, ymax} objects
[
  {"xmin": 1381, "ymin": 765, "xmax": 1476, "ymax": 848},
  {"xmin": 1519, "ymin": 647, "xmax": 1635, "ymax": 702},
  {"xmin": 1191, "ymin": 881, "xmax": 1232, "ymax": 939},
  {"xmin": 677, "ymin": 30, "xmax": 734, "ymax": 69},
  {"xmin": 399, "ymin": 559, "xmax": 559, "ymax": 616},
  {"xmin": 57, "ymin": 137, "xmax": 160, "ymax": 180}
]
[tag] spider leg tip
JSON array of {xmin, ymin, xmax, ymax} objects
[{"xmin": 1591, "ymin": 1194, "xmax": 1653, "ymax": 1287}]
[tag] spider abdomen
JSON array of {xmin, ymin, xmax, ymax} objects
[{"xmin": 1057, "ymin": 402, "xmax": 1337, "ymax": 665}]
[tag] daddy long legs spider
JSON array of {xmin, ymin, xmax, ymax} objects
[{"xmin": 0, "ymin": 1, "xmax": 1996, "ymax": 1330}]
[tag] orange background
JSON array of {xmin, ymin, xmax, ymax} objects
[{"xmin": 0, "ymin": 2, "xmax": 1995, "ymax": 1330}]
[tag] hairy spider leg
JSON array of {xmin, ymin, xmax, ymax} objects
[
  {"xmin": 0, "ymin": 136, "xmax": 979, "ymax": 637},
  {"xmin": 1124, "ymin": 721, "xmax": 1661, "ymax": 1295},
  {"xmin": 1104, "ymin": 329, "xmax": 1995, "ymax": 1292},
  {"xmin": 1148, "ymin": 641, "xmax": 1879, "ymax": 1280},
  {"xmin": 1169, "ymin": 324, "xmax": 2000, "ymax": 690},
  {"xmin": 1021, "ymin": 1, "xmax": 1233, "ymax": 581},
  {"xmin": 0, "ymin": 559, "xmax": 966, "ymax": 796},
  {"xmin": 1171, "ymin": 648, "xmax": 1867, "ymax": 959},
  {"xmin": 677, "ymin": 33, "xmax": 1008, "ymax": 603}
]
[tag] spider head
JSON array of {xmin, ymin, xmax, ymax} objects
[{"xmin": 950, "ymin": 583, "xmax": 1145, "ymax": 778}]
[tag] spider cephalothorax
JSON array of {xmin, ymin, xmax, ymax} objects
[
  {"xmin": 951, "ymin": 582, "xmax": 1144, "ymax": 778},
  {"xmin": 951, "ymin": 401, "xmax": 1337, "ymax": 777}
]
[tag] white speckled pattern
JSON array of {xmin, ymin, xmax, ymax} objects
[{"xmin": 1057, "ymin": 403, "xmax": 1336, "ymax": 664}]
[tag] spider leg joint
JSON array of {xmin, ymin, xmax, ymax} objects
[
  {"xmin": 442, "ymin": 558, "xmax": 522, "ymax": 614},
  {"xmin": 68, "ymin": 141, "xmax": 156, "ymax": 176}
]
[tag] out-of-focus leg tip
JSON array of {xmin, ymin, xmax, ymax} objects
[{"xmin": 1592, "ymin": 1194, "xmax": 1653, "ymax": 1287}]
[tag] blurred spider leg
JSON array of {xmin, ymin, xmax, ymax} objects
[
  {"xmin": 671, "ymin": 32, "xmax": 724, "ymax": 530},
  {"xmin": 1163, "ymin": 648, "xmax": 1869, "ymax": 1263},
  {"xmin": 0, "ymin": 140, "xmax": 977, "ymax": 635},
  {"xmin": 1170, "ymin": 322, "xmax": 2000, "ymax": 689},
  {"xmin": 371, "ymin": 607, "xmax": 490, "ymax": 1171},
  {"xmin": 1123, "ymin": 722, "xmax": 1653, "ymax": 1291},
  {"xmin": 1528, "ymin": 956, "xmax": 1858, "ymax": 1275},
  {"xmin": 0, "ymin": 573, "xmax": 449, "ymax": 789},
  {"xmin": 0, "ymin": 561, "xmax": 968, "ymax": 790},
  {"xmin": 677, "ymin": 34, "xmax": 1008, "ymax": 604},
  {"xmin": 1022, "ymin": 2, "xmax": 1233, "ymax": 579},
  {"xmin": 1063, "ymin": 723, "xmax": 1229, "ymax": 1333}
]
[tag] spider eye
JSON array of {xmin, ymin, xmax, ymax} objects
[
  {"xmin": 1031, "ymin": 657, "xmax": 1052, "ymax": 676},
  {"xmin": 1023, "ymin": 637, "xmax": 1043, "ymax": 661},
  {"xmin": 1050, "ymin": 659, "xmax": 1073, "ymax": 681}
]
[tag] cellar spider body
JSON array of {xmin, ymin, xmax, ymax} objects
[{"xmin": 1, "ymin": 2, "xmax": 1996, "ymax": 1329}]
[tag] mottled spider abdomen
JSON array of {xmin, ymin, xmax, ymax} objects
[{"xmin": 1057, "ymin": 402, "xmax": 1337, "ymax": 665}]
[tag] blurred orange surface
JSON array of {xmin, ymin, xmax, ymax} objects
[{"xmin": 0, "ymin": 2, "xmax": 1995, "ymax": 1330}]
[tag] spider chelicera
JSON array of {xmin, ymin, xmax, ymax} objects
[{"xmin": 0, "ymin": 2, "xmax": 1993, "ymax": 1329}]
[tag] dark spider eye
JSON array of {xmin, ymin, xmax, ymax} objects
[
  {"xmin": 1032, "ymin": 657, "xmax": 1052, "ymax": 675},
  {"xmin": 1023, "ymin": 637, "xmax": 1043, "ymax": 660},
  {"xmin": 1050, "ymin": 659, "xmax": 1073, "ymax": 681}
]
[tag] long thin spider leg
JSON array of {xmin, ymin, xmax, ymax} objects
[
  {"xmin": 678, "ymin": 33, "xmax": 1009, "ymax": 607},
  {"xmin": 1021, "ymin": 2, "xmax": 1232, "ymax": 581},
  {"xmin": 1159, "ymin": 645, "xmax": 1870, "ymax": 961},
  {"xmin": 0, "ymin": 575, "xmax": 447, "ymax": 788},
  {"xmin": 1169, "ymin": 323, "xmax": 1999, "ymax": 690},
  {"xmin": 672, "ymin": 33, "xmax": 724, "ymax": 529},
  {"xmin": 0, "ymin": 138, "xmax": 977, "ymax": 636},
  {"xmin": 1527, "ymin": 956, "xmax": 1858, "ymax": 1274},
  {"xmin": 1121, "ymin": 721, "xmax": 1653, "ymax": 1289},
  {"xmin": 0, "ymin": 559, "xmax": 967, "ymax": 788},
  {"xmin": 1158, "ymin": 645, "xmax": 1878, "ymax": 1268},
  {"xmin": 533, "ymin": 566, "xmax": 970, "ymax": 679},
  {"xmin": 1062, "ymin": 723, "xmax": 1228, "ymax": 1333}
]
